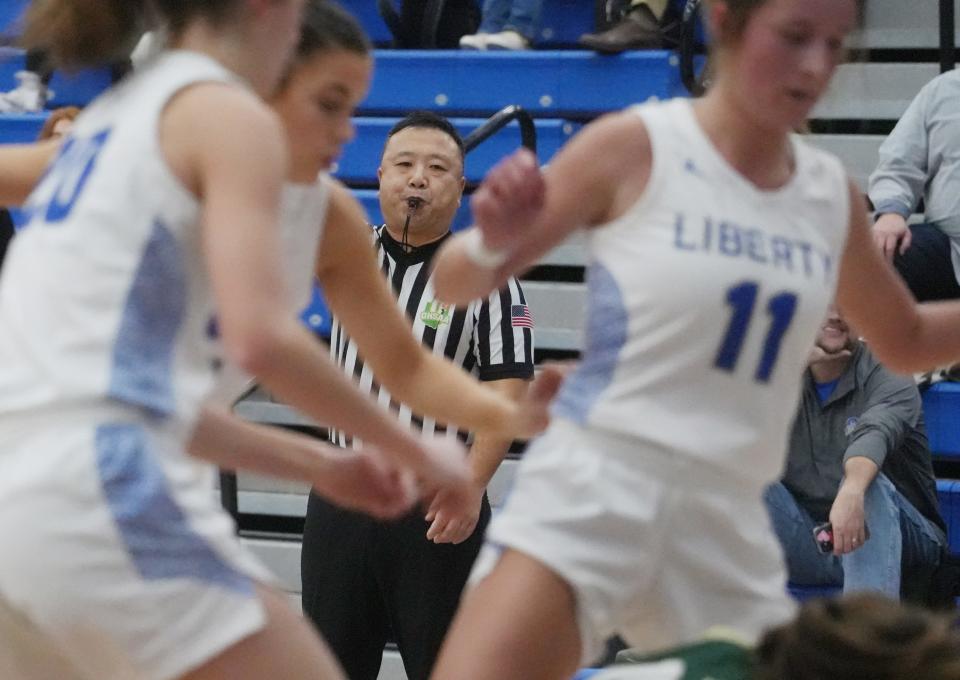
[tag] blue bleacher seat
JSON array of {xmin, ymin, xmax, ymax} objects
[
  {"xmin": 0, "ymin": 111, "xmax": 46, "ymax": 143},
  {"xmin": 787, "ymin": 582, "xmax": 841, "ymax": 602},
  {"xmin": 337, "ymin": 117, "xmax": 578, "ymax": 184},
  {"xmin": 536, "ymin": 2, "xmax": 596, "ymax": 47},
  {"xmin": 937, "ymin": 479, "xmax": 960, "ymax": 554},
  {"xmin": 0, "ymin": 46, "xmax": 25, "ymax": 88},
  {"xmin": 47, "ymin": 68, "xmax": 112, "ymax": 108},
  {"xmin": 337, "ymin": 0, "xmax": 395, "ymax": 46},
  {"xmin": 0, "ymin": 0, "xmax": 28, "ymax": 41},
  {"xmin": 923, "ymin": 382, "xmax": 960, "ymax": 459},
  {"xmin": 300, "ymin": 283, "xmax": 334, "ymax": 338},
  {"xmin": 361, "ymin": 50, "xmax": 691, "ymax": 118}
]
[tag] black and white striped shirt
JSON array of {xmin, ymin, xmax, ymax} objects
[{"xmin": 329, "ymin": 226, "xmax": 534, "ymax": 446}]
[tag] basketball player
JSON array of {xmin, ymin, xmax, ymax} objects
[
  {"xmin": 0, "ymin": 1, "xmax": 526, "ymax": 679},
  {"xmin": 426, "ymin": 1, "xmax": 960, "ymax": 679}
]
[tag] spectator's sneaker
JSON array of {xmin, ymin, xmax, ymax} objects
[
  {"xmin": 0, "ymin": 71, "xmax": 49, "ymax": 113},
  {"xmin": 484, "ymin": 30, "xmax": 530, "ymax": 50},
  {"xmin": 459, "ymin": 32, "xmax": 490, "ymax": 50},
  {"xmin": 578, "ymin": 4, "xmax": 680, "ymax": 54}
]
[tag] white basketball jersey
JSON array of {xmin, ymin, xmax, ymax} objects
[
  {"xmin": 552, "ymin": 98, "xmax": 851, "ymax": 487},
  {"xmin": 207, "ymin": 177, "xmax": 331, "ymax": 406},
  {"xmin": 0, "ymin": 51, "xmax": 239, "ymax": 429}
]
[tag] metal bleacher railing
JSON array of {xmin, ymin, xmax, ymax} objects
[{"xmin": 679, "ymin": 0, "xmax": 708, "ymax": 97}]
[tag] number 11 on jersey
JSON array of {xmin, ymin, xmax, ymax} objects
[{"xmin": 714, "ymin": 281, "xmax": 798, "ymax": 383}]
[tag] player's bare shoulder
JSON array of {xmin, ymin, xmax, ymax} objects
[{"xmin": 577, "ymin": 109, "xmax": 653, "ymax": 225}]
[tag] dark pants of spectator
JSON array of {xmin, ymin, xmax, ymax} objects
[
  {"xmin": 893, "ymin": 222, "xmax": 960, "ymax": 301},
  {"xmin": 301, "ymin": 490, "xmax": 491, "ymax": 680}
]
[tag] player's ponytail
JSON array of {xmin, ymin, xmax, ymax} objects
[
  {"xmin": 274, "ymin": 1, "xmax": 371, "ymax": 93},
  {"xmin": 22, "ymin": 0, "xmax": 147, "ymax": 70}
]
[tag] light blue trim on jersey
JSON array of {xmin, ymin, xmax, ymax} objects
[
  {"xmin": 95, "ymin": 422, "xmax": 254, "ymax": 595},
  {"xmin": 552, "ymin": 264, "xmax": 628, "ymax": 424},
  {"xmin": 108, "ymin": 220, "xmax": 185, "ymax": 417}
]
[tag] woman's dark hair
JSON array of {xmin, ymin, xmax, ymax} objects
[
  {"xmin": 295, "ymin": 0, "xmax": 371, "ymax": 59},
  {"xmin": 276, "ymin": 0, "xmax": 371, "ymax": 90},
  {"xmin": 755, "ymin": 595, "xmax": 960, "ymax": 680},
  {"xmin": 22, "ymin": 0, "xmax": 240, "ymax": 70}
]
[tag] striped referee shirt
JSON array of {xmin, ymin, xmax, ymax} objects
[{"xmin": 329, "ymin": 226, "xmax": 534, "ymax": 446}]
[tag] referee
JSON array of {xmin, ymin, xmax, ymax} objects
[{"xmin": 300, "ymin": 112, "xmax": 534, "ymax": 680}]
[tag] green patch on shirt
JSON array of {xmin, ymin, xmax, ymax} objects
[{"xmin": 420, "ymin": 300, "xmax": 453, "ymax": 329}]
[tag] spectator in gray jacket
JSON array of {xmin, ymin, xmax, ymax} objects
[
  {"xmin": 764, "ymin": 306, "xmax": 946, "ymax": 600},
  {"xmin": 869, "ymin": 69, "xmax": 960, "ymax": 301}
]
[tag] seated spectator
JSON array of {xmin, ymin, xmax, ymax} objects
[
  {"xmin": 600, "ymin": 594, "xmax": 960, "ymax": 680},
  {"xmin": 869, "ymin": 69, "xmax": 960, "ymax": 302},
  {"xmin": 763, "ymin": 305, "xmax": 946, "ymax": 601},
  {"xmin": 459, "ymin": 0, "xmax": 541, "ymax": 50},
  {"xmin": 578, "ymin": 0, "xmax": 681, "ymax": 54}
]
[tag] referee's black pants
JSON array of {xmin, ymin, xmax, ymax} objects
[{"xmin": 301, "ymin": 489, "xmax": 491, "ymax": 680}]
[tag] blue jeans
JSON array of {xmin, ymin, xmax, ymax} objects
[
  {"xmin": 478, "ymin": 0, "xmax": 542, "ymax": 39},
  {"xmin": 764, "ymin": 475, "xmax": 946, "ymax": 599}
]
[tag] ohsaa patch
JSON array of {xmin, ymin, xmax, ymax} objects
[
  {"xmin": 845, "ymin": 417, "xmax": 859, "ymax": 436},
  {"xmin": 420, "ymin": 300, "xmax": 452, "ymax": 330}
]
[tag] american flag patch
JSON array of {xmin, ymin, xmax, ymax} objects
[{"xmin": 511, "ymin": 304, "xmax": 533, "ymax": 329}]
